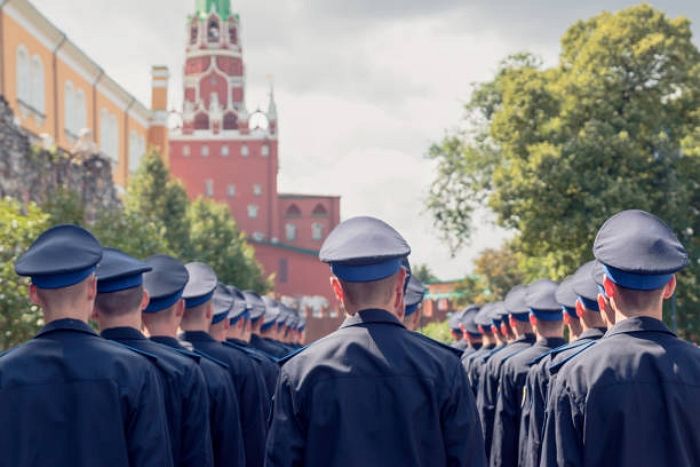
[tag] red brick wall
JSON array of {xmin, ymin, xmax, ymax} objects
[{"xmin": 277, "ymin": 195, "xmax": 341, "ymax": 251}]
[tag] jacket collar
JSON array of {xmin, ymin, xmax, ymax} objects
[
  {"xmin": 536, "ymin": 337, "xmax": 567, "ymax": 349},
  {"xmin": 100, "ymin": 326, "xmax": 146, "ymax": 341},
  {"xmin": 605, "ymin": 316, "xmax": 675, "ymax": 339},
  {"xmin": 180, "ymin": 330, "xmax": 217, "ymax": 343},
  {"xmin": 514, "ymin": 333, "xmax": 536, "ymax": 344},
  {"xmin": 150, "ymin": 335, "xmax": 183, "ymax": 349},
  {"xmin": 227, "ymin": 338, "xmax": 249, "ymax": 347},
  {"xmin": 579, "ymin": 327, "xmax": 606, "ymax": 340},
  {"xmin": 35, "ymin": 318, "xmax": 97, "ymax": 338},
  {"xmin": 340, "ymin": 309, "xmax": 405, "ymax": 329}
]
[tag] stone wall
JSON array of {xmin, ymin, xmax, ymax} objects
[{"xmin": 0, "ymin": 96, "xmax": 120, "ymax": 220}]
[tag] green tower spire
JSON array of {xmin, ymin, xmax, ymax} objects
[{"xmin": 195, "ymin": 0, "xmax": 232, "ymax": 19}]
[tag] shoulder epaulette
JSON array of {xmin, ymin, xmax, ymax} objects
[
  {"xmin": 548, "ymin": 340, "xmax": 597, "ymax": 375},
  {"xmin": 411, "ymin": 331, "xmax": 464, "ymax": 358},
  {"xmin": 110, "ymin": 341, "xmax": 160, "ymax": 363},
  {"xmin": 192, "ymin": 349, "xmax": 230, "ymax": 369}
]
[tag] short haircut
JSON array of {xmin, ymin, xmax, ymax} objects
[
  {"xmin": 94, "ymin": 286, "xmax": 144, "ymax": 316},
  {"xmin": 36, "ymin": 278, "xmax": 90, "ymax": 308},
  {"xmin": 535, "ymin": 319, "xmax": 564, "ymax": 334},
  {"xmin": 614, "ymin": 284, "xmax": 665, "ymax": 314},
  {"xmin": 338, "ymin": 272, "xmax": 398, "ymax": 309}
]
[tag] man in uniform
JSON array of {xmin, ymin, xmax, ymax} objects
[
  {"xmin": 0, "ymin": 225, "xmax": 173, "ymax": 466},
  {"xmin": 477, "ymin": 286, "xmax": 536, "ymax": 461},
  {"xmin": 142, "ymin": 255, "xmax": 245, "ymax": 467},
  {"xmin": 265, "ymin": 216, "xmax": 486, "ymax": 467},
  {"xmin": 469, "ymin": 303, "xmax": 509, "ymax": 399},
  {"xmin": 463, "ymin": 304, "xmax": 497, "ymax": 393},
  {"xmin": 180, "ymin": 262, "xmax": 267, "ymax": 467},
  {"xmin": 459, "ymin": 305, "xmax": 483, "ymax": 359},
  {"xmin": 93, "ymin": 248, "xmax": 214, "ymax": 467},
  {"xmin": 558, "ymin": 276, "xmax": 583, "ymax": 342},
  {"xmin": 541, "ymin": 210, "xmax": 700, "ymax": 466},
  {"xmin": 518, "ymin": 263, "xmax": 606, "ymax": 467},
  {"xmin": 490, "ymin": 279, "xmax": 565, "ymax": 466},
  {"xmin": 224, "ymin": 285, "xmax": 280, "ymax": 401},
  {"xmin": 450, "ymin": 312, "xmax": 468, "ymax": 350},
  {"xmin": 403, "ymin": 276, "xmax": 427, "ymax": 331}
]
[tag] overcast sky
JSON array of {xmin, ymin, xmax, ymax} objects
[{"xmin": 32, "ymin": 0, "xmax": 700, "ymax": 280}]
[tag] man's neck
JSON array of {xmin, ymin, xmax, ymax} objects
[
  {"xmin": 98, "ymin": 311, "xmax": 142, "ymax": 331},
  {"xmin": 180, "ymin": 321, "xmax": 210, "ymax": 332},
  {"xmin": 614, "ymin": 308, "xmax": 662, "ymax": 324},
  {"xmin": 43, "ymin": 308, "xmax": 90, "ymax": 324},
  {"xmin": 144, "ymin": 322, "xmax": 178, "ymax": 338}
]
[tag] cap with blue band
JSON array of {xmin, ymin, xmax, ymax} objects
[
  {"xmin": 571, "ymin": 261, "xmax": 601, "ymax": 312},
  {"xmin": 142, "ymin": 255, "xmax": 189, "ymax": 313},
  {"xmin": 212, "ymin": 283, "xmax": 233, "ymax": 325},
  {"xmin": 593, "ymin": 209, "xmax": 688, "ymax": 291},
  {"xmin": 96, "ymin": 248, "xmax": 152, "ymax": 294},
  {"xmin": 15, "ymin": 224, "xmax": 103, "ymax": 290},
  {"xmin": 504, "ymin": 285, "xmax": 531, "ymax": 322},
  {"xmin": 404, "ymin": 276, "xmax": 427, "ymax": 317},
  {"xmin": 555, "ymin": 275, "xmax": 579, "ymax": 318},
  {"xmin": 526, "ymin": 279, "xmax": 562, "ymax": 321},
  {"xmin": 183, "ymin": 262, "xmax": 218, "ymax": 309}
]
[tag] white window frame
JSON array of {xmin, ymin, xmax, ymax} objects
[
  {"xmin": 205, "ymin": 179, "xmax": 214, "ymax": 197},
  {"xmin": 201, "ymin": 144, "xmax": 209, "ymax": 157},
  {"xmin": 30, "ymin": 55, "xmax": 45, "ymax": 114},
  {"xmin": 241, "ymin": 144, "xmax": 249, "ymax": 157},
  {"xmin": 220, "ymin": 145, "xmax": 229, "ymax": 157},
  {"xmin": 247, "ymin": 204, "xmax": 259, "ymax": 218},
  {"xmin": 128, "ymin": 131, "xmax": 146, "ymax": 173},
  {"xmin": 182, "ymin": 144, "xmax": 191, "ymax": 157},
  {"xmin": 261, "ymin": 144, "xmax": 270, "ymax": 157},
  {"xmin": 285, "ymin": 223, "xmax": 297, "ymax": 241},
  {"xmin": 226, "ymin": 184, "xmax": 236, "ymax": 198},
  {"xmin": 253, "ymin": 184, "xmax": 262, "ymax": 196},
  {"xmin": 100, "ymin": 108, "xmax": 119, "ymax": 165},
  {"xmin": 311, "ymin": 222, "xmax": 324, "ymax": 240}
]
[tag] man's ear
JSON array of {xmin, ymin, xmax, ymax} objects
[
  {"xmin": 330, "ymin": 276, "xmax": 344, "ymax": 303},
  {"xmin": 223, "ymin": 319, "xmax": 231, "ymax": 331},
  {"xmin": 394, "ymin": 268, "xmax": 407, "ymax": 310},
  {"xmin": 603, "ymin": 276, "xmax": 616, "ymax": 299},
  {"xmin": 563, "ymin": 312, "xmax": 571, "ymax": 325},
  {"xmin": 205, "ymin": 302, "xmax": 213, "ymax": 319},
  {"xmin": 597, "ymin": 293, "xmax": 607, "ymax": 314},
  {"xmin": 86, "ymin": 275, "xmax": 97, "ymax": 302},
  {"xmin": 29, "ymin": 284, "xmax": 41, "ymax": 307},
  {"xmin": 175, "ymin": 299, "xmax": 185, "ymax": 318},
  {"xmin": 529, "ymin": 314, "xmax": 537, "ymax": 327},
  {"xmin": 141, "ymin": 289, "xmax": 150, "ymax": 312},
  {"xmin": 575, "ymin": 299, "xmax": 585, "ymax": 319},
  {"xmin": 662, "ymin": 275, "xmax": 677, "ymax": 300}
]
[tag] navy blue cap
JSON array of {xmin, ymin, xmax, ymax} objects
[
  {"xmin": 15, "ymin": 224, "xmax": 103, "ymax": 289},
  {"xmin": 96, "ymin": 248, "xmax": 152, "ymax": 294},
  {"xmin": 297, "ymin": 316, "xmax": 306, "ymax": 331},
  {"xmin": 405, "ymin": 276, "xmax": 427, "ymax": 316},
  {"xmin": 571, "ymin": 261, "xmax": 600, "ymax": 312},
  {"xmin": 504, "ymin": 285, "xmax": 530, "ymax": 321},
  {"xmin": 211, "ymin": 283, "xmax": 234, "ymax": 324},
  {"xmin": 226, "ymin": 285, "xmax": 249, "ymax": 322},
  {"xmin": 490, "ymin": 301, "xmax": 508, "ymax": 326},
  {"xmin": 143, "ymin": 255, "xmax": 189, "ymax": 313},
  {"xmin": 460, "ymin": 305, "xmax": 481, "ymax": 334},
  {"xmin": 183, "ymin": 262, "xmax": 218, "ymax": 309},
  {"xmin": 593, "ymin": 209, "xmax": 688, "ymax": 291},
  {"xmin": 319, "ymin": 216, "xmax": 411, "ymax": 283},
  {"xmin": 242, "ymin": 290, "xmax": 266, "ymax": 320},
  {"xmin": 526, "ymin": 279, "xmax": 562, "ymax": 321},
  {"xmin": 448, "ymin": 311, "xmax": 462, "ymax": 331},
  {"xmin": 590, "ymin": 260, "xmax": 607, "ymax": 298},
  {"xmin": 261, "ymin": 296, "xmax": 281, "ymax": 329},
  {"xmin": 555, "ymin": 275, "xmax": 578, "ymax": 318},
  {"xmin": 474, "ymin": 303, "xmax": 494, "ymax": 328}
]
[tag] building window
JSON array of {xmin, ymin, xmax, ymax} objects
[
  {"xmin": 205, "ymin": 179, "xmax": 214, "ymax": 197},
  {"xmin": 285, "ymin": 223, "xmax": 297, "ymax": 241},
  {"xmin": 241, "ymin": 144, "xmax": 249, "ymax": 157},
  {"xmin": 182, "ymin": 144, "xmax": 191, "ymax": 157},
  {"xmin": 220, "ymin": 145, "xmax": 229, "ymax": 156},
  {"xmin": 261, "ymin": 144, "xmax": 270, "ymax": 157},
  {"xmin": 253, "ymin": 184, "xmax": 262, "ymax": 196},
  {"xmin": 312, "ymin": 307, "xmax": 323, "ymax": 318},
  {"xmin": 311, "ymin": 223, "xmax": 324, "ymax": 240},
  {"xmin": 201, "ymin": 145, "xmax": 209, "ymax": 157},
  {"xmin": 329, "ymin": 308, "xmax": 339, "ymax": 318},
  {"xmin": 99, "ymin": 108, "xmax": 119, "ymax": 164},
  {"xmin": 285, "ymin": 204, "xmax": 301, "ymax": 218},
  {"xmin": 208, "ymin": 18, "xmax": 220, "ymax": 43},
  {"xmin": 128, "ymin": 131, "xmax": 146, "ymax": 172},
  {"xmin": 226, "ymin": 184, "xmax": 236, "ymax": 198},
  {"xmin": 16, "ymin": 46, "xmax": 45, "ymax": 119},
  {"xmin": 279, "ymin": 258, "xmax": 288, "ymax": 284},
  {"xmin": 190, "ymin": 22, "xmax": 198, "ymax": 44},
  {"xmin": 252, "ymin": 231, "xmax": 264, "ymax": 241},
  {"xmin": 312, "ymin": 203, "xmax": 328, "ymax": 217},
  {"xmin": 247, "ymin": 204, "xmax": 259, "ymax": 218},
  {"xmin": 64, "ymin": 82, "xmax": 87, "ymax": 141}
]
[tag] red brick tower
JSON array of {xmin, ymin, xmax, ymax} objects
[{"xmin": 169, "ymin": 0, "xmax": 279, "ymax": 242}]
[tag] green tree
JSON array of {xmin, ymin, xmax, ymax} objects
[
  {"xmin": 125, "ymin": 151, "xmax": 193, "ymax": 258},
  {"xmin": 419, "ymin": 320, "xmax": 452, "ymax": 344},
  {"xmin": 454, "ymin": 243, "xmax": 525, "ymax": 305},
  {"xmin": 0, "ymin": 198, "xmax": 49, "ymax": 349},
  {"xmin": 427, "ymin": 5, "xmax": 700, "ymax": 337},
  {"xmin": 413, "ymin": 263, "xmax": 439, "ymax": 283},
  {"xmin": 186, "ymin": 198, "xmax": 270, "ymax": 292}
]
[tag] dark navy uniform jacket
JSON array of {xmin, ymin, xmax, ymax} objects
[
  {"xmin": 250, "ymin": 334, "xmax": 290, "ymax": 359},
  {"xmin": 452, "ymin": 339, "xmax": 469, "ymax": 351},
  {"xmin": 0, "ymin": 319, "xmax": 173, "ymax": 467},
  {"xmin": 462, "ymin": 343, "xmax": 495, "ymax": 396},
  {"xmin": 265, "ymin": 309, "xmax": 486, "ymax": 467},
  {"xmin": 541, "ymin": 317, "xmax": 700, "ymax": 467},
  {"xmin": 469, "ymin": 343, "xmax": 506, "ymax": 400},
  {"xmin": 151, "ymin": 335, "xmax": 245, "ymax": 467},
  {"xmin": 516, "ymin": 328, "xmax": 604, "ymax": 467},
  {"xmin": 461, "ymin": 343, "xmax": 482, "ymax": 361},
  {"xmin": 477, "ymin": 334, "xmax": 535, "ymax": 460},
  {"xmin": 181, "ymin": 331, "xmax": 267, "ymax": 467},
  {"xmin": 226, "ymin": 338, "xmax": 280, "ymax": 402},
  {"xmin": 101, "ymin": 327, "xmax": 213, "ymax": 467},
  {"xmin": 490, "ymin": 336, "xmax": 565, "ymax": 467}
]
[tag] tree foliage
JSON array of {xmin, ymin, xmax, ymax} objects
[
  {"xmin": 455, "ymin": 243, "xmax": 525, "ymax": 305},
  {"xmin": 427, "ymin": 5, "xmax": 700, "ymax": 337},
  {"xmin": 0, "ymin": 198, "xmax": 49, "ymax": 349},
  {"xmin": 412, "ymin": 263, "xmax": 439, "ymax": 283},
  {"xmin": 419, "ymin": 319, "xmax": 452, "ymax": 344}
]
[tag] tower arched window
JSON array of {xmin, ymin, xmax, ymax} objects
[
  {"xmin": 207, "ymin": 18, "xmax": 220, "ymax": 43},
  {"xmin": 285, "ymin": 204, "xmax": 301, "ymax": 218},
  {"xmin": 312, "ymin": 223, "xmax": 324, "ymax": 241},
  {"xmin": 228, "ymin": 24, "xmax": 237, "ymax": 44},
  {"xmin": 194, "ymin": 113, "xmax": 209, "ymax": 130},
  {"xmin": 312, "ymin": 203, "xmax": 328, "ymax": 217},
  {"xmin": 223, "ymin": 112, "xmax": 238, "ymax": 130},
  {"xmin": 285, "ymin": 223, "xmax": 297, "ymax": 241},
  {"xmin": 190, "ymin": 22, "xmax": 199, "ymax": 44}
]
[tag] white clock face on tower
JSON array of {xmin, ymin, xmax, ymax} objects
[{"xmin": 249, "ymin": 111, "xmax": 269, "ymax": 130}]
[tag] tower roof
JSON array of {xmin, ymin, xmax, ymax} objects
[{"xmin": 195, "ymin": 0, "xmax": 233, "ymax": 20}]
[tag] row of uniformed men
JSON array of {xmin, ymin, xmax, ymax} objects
[
  {"xmin": 0, "ymin": 224, "xmax": 305, "ymax": 467},
  {"xmin": 449, "ymin": 209, "xmax": 700, "ymax": 466}
]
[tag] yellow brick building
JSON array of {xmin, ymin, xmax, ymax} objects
[{"xmin": 0, "ymin": 0, "xmax": 169, "ymax": 188}]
